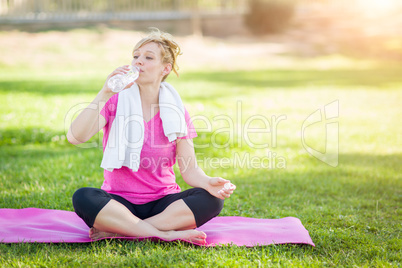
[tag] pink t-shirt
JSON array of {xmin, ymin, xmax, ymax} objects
[{"xmin": 100, "ymin": 93, "xmax": 197, "ymax": 204}]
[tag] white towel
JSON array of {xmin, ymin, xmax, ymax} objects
[
  {"xmin": 100, "ymin": 82, "xmax": 187, "ymax": 172},
  {"xmin": 159, "ymin": 82, "xmax": 187, "ymax": 142}
]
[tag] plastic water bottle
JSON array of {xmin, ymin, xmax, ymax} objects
[{"xmin": 108, "ymin": 65, "xmax": 140, "ymax": 93}]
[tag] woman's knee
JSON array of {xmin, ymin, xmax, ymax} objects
[
  {"xmin": 72, "ymin": 187, "xmax": 95, "ymax": 210},
  {"xmin": 72, "ymin": 187, "xmax": 111, "ymax": 227},
  {"xmin": 197, "ymin": 188, "xmax": 224, "ymax": 211},
  {"xmin": 185, "ymin": 188, "xmax": 225, "ymax": 227},
  {"xmin": 210, "ymin": 192, "xmax": 225, "ymax": 215}
]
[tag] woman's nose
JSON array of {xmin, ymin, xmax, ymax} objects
[{"xmin": 132, "ymin": 58, "xmax": 143, "ymax": 66}]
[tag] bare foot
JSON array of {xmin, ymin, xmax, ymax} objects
[
  {"xmin": 166, "ymin": 229, "xmax": 207, "ymax": 244},
  {"xmin": 89, "ymin": 227, "xmax": 207, "ymax": 244},
  {"xmin": 89, "ymin": 227, "xmax": 124, "ymax": 240}
]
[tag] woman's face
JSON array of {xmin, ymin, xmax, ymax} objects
[{"xmin": 132, "ymin": 42, "xmax": 170, "ymax": 85}]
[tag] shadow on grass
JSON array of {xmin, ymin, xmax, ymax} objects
[
  {"xmin": 1, "ymin": 67, "xmax": 401, "ymax": 97},
  {"xmin": 0, "ymin": 78, "xmax": 102, "ymax": 95},
  {"xmin": 182, "ymin": 68, "xmax": 401, "ymax": 88},
  {"xmin": 0, "ymin": 127, "xmax": 66, "ymax": 146},
  {"xmin": 339, "ymin": 153, "xmax": 402, "ymax": 171},
  {"xmin": 0, "ymin": 127, "xmax": 102, "ymax": 147},
  {"xmin": 179, "ymin": 67, "xmax": 402, "ymax": 97}
]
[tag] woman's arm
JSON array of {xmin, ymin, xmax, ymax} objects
[
  {"xmin": 176, "ymin": 138, "xmax": 236, "ymax": 200},
  {"xmin": 67, "ymin": 65, "xmax": 133, "ymax": 145},
  {"xmin": 66, "ymin": 90, "xmax": 112, "ymax": 144}
]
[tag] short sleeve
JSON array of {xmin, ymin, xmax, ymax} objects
[
  {"xmin": 178, "ymin": 107, "xmax": 197, "ymax": 139},
  {"xmin": 100, "ymin": 94, "xmax": 118, "ymax": 124}
]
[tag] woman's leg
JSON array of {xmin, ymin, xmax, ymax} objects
[
  {"xmin": 144, "ymin": 188, "xmax": 224, "ymax": 231},
  {"xmin": 91, "ymin": 199, "xmax": 206, "ymax": 243},
  {"xmin": 144, "ymin": 199, "xmax": 197, "ymax": 231},
  {"xmin": 72, "ymin": 187, "xmax": 207, "ymax": 243}
]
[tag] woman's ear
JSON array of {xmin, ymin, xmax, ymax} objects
[{"xmin": 162, "ymin": 63, "xmax": 172, "ymax": 76}]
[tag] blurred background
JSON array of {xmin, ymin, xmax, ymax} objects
[{"xmin": 1, "ymin": 0, "xmax": 402, "ymax": 73}]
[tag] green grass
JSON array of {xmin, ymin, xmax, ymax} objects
[{"xmin": 0, "ymin": 32, "xmax": 401, "ymax": 267}]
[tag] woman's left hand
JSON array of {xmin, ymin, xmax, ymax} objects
[{"xmin": 207, "ymin": 177, "xmax": 236, "ymax": 200}]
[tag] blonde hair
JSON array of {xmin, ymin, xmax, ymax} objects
[{"xmin": 133, "ymin": 28, "xmax": 182, "ymax": 81}]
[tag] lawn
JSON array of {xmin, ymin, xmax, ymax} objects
[{"xmin": 0, "ymin": 29, "xmax": 401, "ymax": 267}]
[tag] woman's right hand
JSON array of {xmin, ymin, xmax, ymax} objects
[
  {"xmin": 67, "ymin": 65, "xmax": 134, "ymax": 145},
  {"xmin": 101, "ymin": 65, "xmax": 135, "ymax": 94}
]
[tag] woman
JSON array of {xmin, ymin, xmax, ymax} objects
[{"xmin": 67, "ymin": 29, "xmax": 236, "ymax": 244}]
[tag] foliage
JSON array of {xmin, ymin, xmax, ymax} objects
[{"xmin": 244, "ymin": 0, "xmax": 295, "ymax": 34}]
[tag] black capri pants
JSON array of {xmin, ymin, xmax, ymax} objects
[{"xmin": 72, "ymin": 187, "xmax": 224, "ymax": 228}]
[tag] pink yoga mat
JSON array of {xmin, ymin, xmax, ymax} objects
[{"xmin": 0, "ymin": 208, "xmax": 315, "ymax": 247}]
